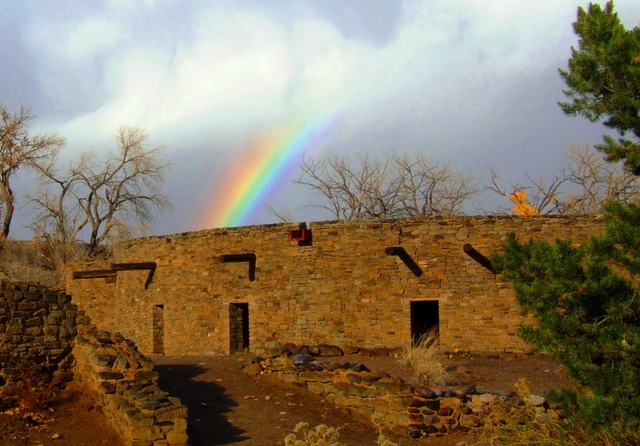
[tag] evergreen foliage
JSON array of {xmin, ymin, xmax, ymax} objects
[
  {"xmin": 558, "ymin": 1, "xmax": 640, "ymax": 173},
  {"xmin": 494, "ymin": 3, "xmax": 640, "ymax": 434},
  {"xmin": 493, "ymin": 208, "xmax": 640, "ymax": 432}
]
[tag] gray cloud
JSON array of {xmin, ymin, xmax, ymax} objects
[{"xmin": 1, "ymin": 0, "xmax": 639, "ymax": 235}]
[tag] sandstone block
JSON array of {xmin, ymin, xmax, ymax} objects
[
  {"xmin": 130, "ymin": 426, "xmax": 163, "ymax": 442},
  {"xmin": 99, "ymin": 371, "xmax": 125, "ymax": 380},
  {"xmin": 460, "ymin": 414, "xmax": 481, "ymax": 428},
  {"xmin": 307, "ymin": 382, "xmax": 325, "ymax": 395},
  {"xmin": 242, "ymin": 363, "xmax": 263, "ymax": 377},
  {"xmin": 165, "ymin": 431, "xmax": 189, "ymax": 444},
  {"xmin": 440, "ymin": 397, "xmax": 461, "ymax": 408},
  {"xmin": 385, "ymin": 381, "xmax": 412, "ymax": 396},
  {"xmin": 155, "ymin": 405, "xmax": 188, "ymax": 422}
]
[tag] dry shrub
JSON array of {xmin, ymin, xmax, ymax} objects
[
  {"xmin": 1, "ymin": 362, "xmax": 63, "ymax": 416},
  {"xmin": 371, "ymin": 413, "xmax": 399, "ymax": 446},
  {"xmin": 480, "ymin": 378, "xmax": 636, "ymax": 446},
  {"xmin": 284, "ymin": 422, "xmax": 342, "ymax": 446},
  {"xmin": 0, "ymin": 240, "xmax": 58, "ymax": 286},
  {"xmin": 284, "ymin": 418, "xmax": 399, "ymax": 446},
  {"xmin": 398, "ymin": 328, "xmax": 452, "ymax": 386}
]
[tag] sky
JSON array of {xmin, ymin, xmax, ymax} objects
[{"xmin": 1, "ymin": 0, "xmax": 639, "ymax": 237}]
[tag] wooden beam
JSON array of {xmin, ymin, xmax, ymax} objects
[
  {"xmin": 462, "ymin": 243, "xmax": 495, "ymax": 273},
  {"xmin": 385, "ymin": 246, "xmax": 423, "ymax": 277},
  {"xmin": 112, "ymin": 262, "xmax": 157, "ymax": 289},
  {"xmin": 112, "ymin": 262, "xmax": 157, "ymax": 271},
  {"xmin": 219, "ymin": 254, "xmax": 256, "ymax": 263},
  {"xmin": 73, "ymin": 262, "xmax": 157, "ymax": 289}
]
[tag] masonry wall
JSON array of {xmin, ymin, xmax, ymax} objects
[
  {"xmin": 67, "ymin": 216, "xmax": 604, "ymax": 356},
  {"xmin": 0, "ymin": 280, "xmax": 188, "ymax": 446},
  {"xmin": 0, "ymin": 281, "xmax": 84, "ymax": 386}
]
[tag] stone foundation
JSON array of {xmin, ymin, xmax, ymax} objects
[{"xmin": 257, "ymin": 353, "xmax": 552, "ymax": 439}]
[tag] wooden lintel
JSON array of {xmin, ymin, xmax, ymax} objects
[
  {"xmin": 219, "ymin": 253, "xmax": 256, "ymax": 281},
  {"xmin": 112, "ymin": 262, "xmax": 156, "ymax": 289},
  {"xmin": 112, "ymin": 262, "xmax": 157, "ymax": 271},
  {"xmin": 219, "ymin": 254, "xmax": 256, "ymax": 263},
  {"xmin": 73, "ymin": 261, "xmax": 157, "ymax": 289},
  {"xmin": 72, "ymin": 270, "xmax": 118, "ymax": 280}
]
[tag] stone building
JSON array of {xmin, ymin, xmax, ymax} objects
[{"xmin": 66, "ymin": 215, "xmax": 603, "ymax": 356}]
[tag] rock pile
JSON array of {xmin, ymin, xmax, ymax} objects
[{"xmin": 73, "ymin": 329, "xmax": 188, "ymax": 446}]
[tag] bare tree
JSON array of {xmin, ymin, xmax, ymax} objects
[
  {"xmin": 487, "ymin": 144, "xmax": 639, "ymax": 215},
  {"xmin": 0, "ymin": 103, "xmax": 65, "ymax": 247},
  {"xmin": 564, "ymin": 143, "xmax": 639, "ymax": 213},
  {"xmin": 393, "ymin": 153, "xmax": 478, "ymax": 216},
  {"xmin": 265, "ymin": 201, "xmax": 295, "ymax": 223},
  {"xmin": 294, "ymin": 153, "xmax": 392, "ymax": 220},
  {"xmin": 31, "ymin": 126, "xmax": 171, "ymax": 258},
  {"xmin": 486, "ymin": 168, "xmax": 569, "ymax": 215},
  {"xmin": 294, "ymin": 152, "xmax": 478, "ymax": 220}
]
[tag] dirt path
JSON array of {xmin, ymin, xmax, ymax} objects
[{"xmin": 151, "ymin": 354, "xmax": 409, "ymax": 445}]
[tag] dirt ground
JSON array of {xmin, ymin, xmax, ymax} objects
[
  {"xmin": 0, "ymin": 383, "xmax": 124, "ymax": 446},
  {"xmin": 0, "ymin": 353, "xmax": 567, "ymax": 445}
]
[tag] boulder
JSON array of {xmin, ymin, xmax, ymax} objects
[
  {"xmin": 373, "ymin": 347, "xmax": 389, "ymax": 357},
  {"xmin": 341, "ymin": 345, "xmax": 359, "ymax": 355},
  {"xmin": 242, "ymin": 362, "xmax": 263, "ymax": 377},
  {"xmin": 316, "ymin": 344, "xmax": 344, "ymax": 357},
  {"xmin": 292, "ymin": 354, "xmax": 314, "ymax": 366}
]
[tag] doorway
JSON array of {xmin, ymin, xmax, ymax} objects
[
  {"xmin": 152, "ymin": 304, "xmax": 164, "ymax": 354},
  {"xmin": 410, "ymin": 300, "xmax": 439, "ymax": 344},
  {"xmin": 229, "ymin": 303, "xmax": 249, "ymax": 353}
]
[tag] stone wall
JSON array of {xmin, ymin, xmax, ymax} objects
[
  {"xmin": 0, "ymin": 281, "xmax": 188, "ymax": 446},
  {"xmin": 67, "ymin": 216, "xmax": 605, "ymax": 356},
  {"xmin": 73, "ymin": 330, "xmax": 188, "ymax": 445},
  {"xmin": 0, "ymin": 281, "xmax": 85, "ymax": 386},
  {"xmin": 257, "ymin": 353, "xmax": 551, "ymax": 439}
]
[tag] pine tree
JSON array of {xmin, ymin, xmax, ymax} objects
[
  {"xmin": 494, "ymin": 1, "xmax": 640, "ymax": 436},
  {"xmin": 559, "ymin": 1, "xmax": 640, "ymax": 173},
  {"xmin": 493, "ymin": 212, "xmax": 640, "ymax": 432}
]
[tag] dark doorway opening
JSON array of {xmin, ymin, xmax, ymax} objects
[
  {"xmin": 229, "ymin": 303, "xmax": 249, "ymax": 353},
  {"xmin": 411, "ymin": 300, "xmax": 439, "ymax": 344},
  {"xmin": 152, "ymin": 304, "xmax": 164, "ymax": 354}
]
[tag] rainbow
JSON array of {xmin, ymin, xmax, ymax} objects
[{"xmin": 196, "ymin": 116, "xmax": 337, "ymax": 229}]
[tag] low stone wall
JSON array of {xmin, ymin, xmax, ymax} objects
[
  {"xmin": 73, "ymin": 329, "xmax": 189, "ymax": 446},
  {"xmin": 0, "ymin": 280, "xmax": 187, "ymax": 446},
  {"xmin": 256, "ymin": 354, "xmax": 550, "ymax": 439}
]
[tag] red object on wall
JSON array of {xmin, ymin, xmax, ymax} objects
[{"xmin": 289, "ymin": 229, "xmax": 311, "ymax": 242}]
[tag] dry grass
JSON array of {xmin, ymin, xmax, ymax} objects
[
  {"xmin": 0, "ymin": 240, "xmax": 58, "ymax": 286},
  {"xmin": 0, "ymin": 238, "xmax": 113, "ymax": 288},
  {"xmin": 479, "ymin": 378, "xmax": 638, "ymax": 446},
  {"xmin": 398, "ymin": 328, "xmax": 452, "ymax": 386},
  {"xmin": 284, "ymin": 417, "xmax": 399, "ymax": 446},
  {"xmin": 284, "ymin": 422, "xmax": 342, "ymax": 446}
]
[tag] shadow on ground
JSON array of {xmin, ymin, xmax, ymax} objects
[{"xmin": 154, "ymin": 364, "xmax": 249, "ymax": 445}]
